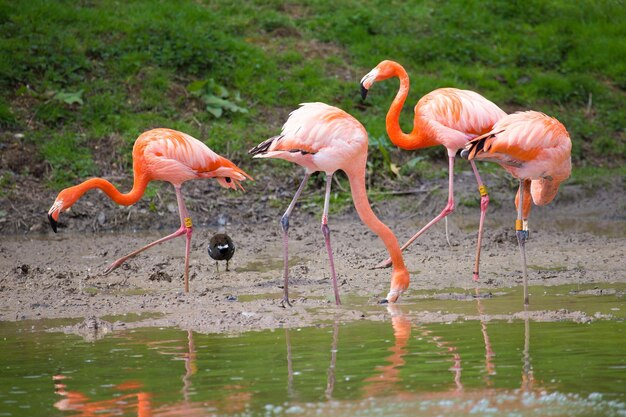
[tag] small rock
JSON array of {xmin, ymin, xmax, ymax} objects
[{"xmin": 149, "ymin": 271, "xmax": 172, "ymax": 282}]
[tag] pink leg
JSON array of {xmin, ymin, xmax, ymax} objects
[
  {"xmin": 280, "ymin": 173, "xmax": 310, "ymax": 306},
  {"xmin": 104, "ymin": 186, "xmax": 193, "ymax": 293},
  {"xmin": 375, "ymin": 156, "xmax": 456, "ymax": 269},
  {"xmin": 470, "ymin": 160, "xmax": 489, "ymax": 282},
  {"xmin": 321, "ymin": 173, "xmax": 341, "ymax": 305}
]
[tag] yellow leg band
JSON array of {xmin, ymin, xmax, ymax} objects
[
  {"xmin": 478, "ymin": 185, "xmax": 488, "ymax": 197},
  {"xmin": 515, "ymin": 219, "xmax": 523, "ymax": 231},
  {"xmin": 184, "ymin": 217, "xmax": 193, "ymax": 228}
]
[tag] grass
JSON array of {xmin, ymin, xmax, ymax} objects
[{"xmin": 0, "ymin": 0, "xmax": 624, "ymax": 191}]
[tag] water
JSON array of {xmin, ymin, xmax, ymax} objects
[{"xmin": 1, "ymin": 296, "xmax": 625, "ymax": 416}]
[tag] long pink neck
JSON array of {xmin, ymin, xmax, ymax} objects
[
  {"xmin": 346, "ymin": 166, "xmax": 407, "ymax": 271},
  {"xmin": 69, "ymin": 174, "xmax": 149, "ymax": 207},
  {"xmin": 385, "ymin": 62, "xmax": 438, "ymax": 150}
]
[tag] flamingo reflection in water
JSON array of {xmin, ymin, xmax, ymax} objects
[
  {"xmin": 284, "ymin": 319, "xmax": 341, "ymax": 400},
  {"xmin": 282, "ymin": 306, "xmax": 467, "ymax": 402},
  {"xmin": 54, "ymin": 377, "xmax": 152, "ymax": 417},
  {"xmin": 305, "ymin": 306, "xmax": 539, "ymax": 416},
  {"xmin": 53, "ymin": 330, "xmax": 254, "ymax": 417},
  {"xmin": 474, "ymin": 288, "xmax": 496, "ymax": 386},
  {"xmin": 362, "ymin": 304, "xmax": 465, "ymax": 397},
  {"xmin": 141, "ymin": 330, "xmax": 253, "ymax": 416}
]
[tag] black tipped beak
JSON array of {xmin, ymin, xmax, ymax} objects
[
  {"xmin": 458, "ymin": 149, "xmax": 470, "ymax": 159},
  {"xmin": 48, "ymin": 213, "xmax": 58, "ymax": 233},
  {"xmin": 360, "ymin": 83, "xmax": 369, "ymax": 100}
]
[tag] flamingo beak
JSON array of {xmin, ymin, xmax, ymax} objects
[
  {"xmin": 360, "ymin": 83, "xmax": 369, "ymax": 100},
  {"xmin": 359, "ymin": 68, "xmax": 378, "ymax": 100},
  {"xmin": 48, "ymin": 213, "xmax": 58, "ymax": 233}
]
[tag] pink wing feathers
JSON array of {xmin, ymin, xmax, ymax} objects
[
  {"xmin": 465, "ymin": 112, "xmax": 571, "ymax": 179},
  {"xmin": 418, "ymin": 88, "xmax": 507, "ymax": 151},
  {"xmin": 138, "ymin": 128, "xmax": 251, "ymax": 190},
  {"xmin": 249, "ymin": 103, "xmax": 368, "ymax": 174},
  {"xmin": 464, "ymin": 111, "xmax": 572, "ymax": 206}
]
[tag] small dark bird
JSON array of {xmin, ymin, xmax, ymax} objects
[{"xmin": 208, "ymin": 233, "xmax": 235, "ymax": 271}]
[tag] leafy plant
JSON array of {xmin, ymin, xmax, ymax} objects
[
  {"xmin": 368, "ymin": 134, "xmax": 400, "ymax": 177},
  {"xmin": 186, "ymin": 79, "xmax": 248, "ymax": 118},
  {"xmin": 53, "ymin": 90, "xmax": 84, "ymax": 106}
]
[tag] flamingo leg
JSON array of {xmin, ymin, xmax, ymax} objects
[
  {"xmin": 375, "ymin": 156, "xmax": 456, "ymax": 269},
  {"xmin": 470, "ymin": 160, "xmax": 490, "ymax": 282},
  {"xmin": 321, "ymin": 173, "xmax": 341, "ymax": 305},
  {"xmin": 515, "ymin": 179, "xmax": 530, "ymax": 305},
  {"xmin": 104, "ymin": 186, "xmax": 194, "ymax": 293},
  {"xmin": 280, "ymin": 173, "xmax": 310, "ymax": 306}
]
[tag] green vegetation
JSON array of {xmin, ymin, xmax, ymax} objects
[{"xmin": 1, "ymin": 0, "xmax": 624, "ymax": 189}]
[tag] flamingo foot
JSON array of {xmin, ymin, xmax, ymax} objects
[
  {"xmin": 372, "ymin": 257, "xmax": 393, "ymax": 270},
  {"xmin": 281, "ymin": 297, "xmax": 292, "ymax": 308}
]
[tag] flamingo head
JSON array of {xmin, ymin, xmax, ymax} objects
[
  {"xmin": 47, "ymin": 188, "xmax": 80, "ymax": 233},
  {"xmin": 384, "ymin": 267, "xmax": 410, "ymax": 303},
  {"xmin": 359, "ymin": 60, "xmax": 399, "ymax": 99}
]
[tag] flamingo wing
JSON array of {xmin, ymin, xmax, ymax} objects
[
  {"xmin": 464, "ymin": 111, "xmax": 572, "ymax": 206},
  {"xmin": 419, "ymin": 88, "xmax": 507, "ymax": 138},
  {"xmin": 465, "ymin": 112, "xmax": 571, "ymax": 178},
  {"xmin": 249, "ymin": 103, "xmax": 367, "ymax": 173},
  {"xmin": 139, "ymin": 129, "xmax": 251, "ymax": 189}
]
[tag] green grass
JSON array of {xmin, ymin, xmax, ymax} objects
[{"xmin": 1, "ymin": 0, "xmax": 624, "ymax": 189}]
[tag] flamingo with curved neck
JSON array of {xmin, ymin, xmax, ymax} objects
[
  {"xmin": 249, "ymin": 102, "xmax": 409, "ymax": 305},
  {"xmin": 48, "ymin": 128, "xmax": 252, "ymax": 293},
  {"xmin": 361, "ymin": 60, "xmax": 506, "ymax": 281}
]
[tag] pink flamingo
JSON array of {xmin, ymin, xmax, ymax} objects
[
  {"xmin": 360, "ymin": 60, "xmax": 506, "ymax": 280},
  {"xmin": 462, "ymin": 111, "xmax": 572, "ymax": 305},
  {"xmin": 249, "ymin": 102, "xmax": 410, "ymax": 305},
  {"xmin": 48, "ymin": 128, "xmax": 252, "ymax": 293}
]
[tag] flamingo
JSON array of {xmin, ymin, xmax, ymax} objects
[
  {"xmin": 360, "ymin": 60, "xmax": 506, "ymax": 280},
  {"xmin": 461, "ymin": 111, "xmax": 572, "ymax": 305},
  {"xmin": 249, "ymin": 102, "xmax": 410, "ymax": 305},
  {"xmin": 47, "ymin": 128, "xmax": 252, "ymax": 293}
]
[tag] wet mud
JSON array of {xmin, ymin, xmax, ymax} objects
[{"xmin": 1, "ymin": 182, "xmax": 625, "ymax": 334}]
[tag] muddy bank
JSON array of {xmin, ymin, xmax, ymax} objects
[{"xmin": 1, "ymin": 180, "xmax": 625, "ymax": 334}]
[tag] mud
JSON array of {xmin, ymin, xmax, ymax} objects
[{"xmin": 1, "ymin": 178, "xmax": 625, "ymax": 334}]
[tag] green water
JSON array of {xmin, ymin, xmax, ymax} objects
[{"xmin": 1, "ymin": 304, "xmax": 625, "ymax": 417}]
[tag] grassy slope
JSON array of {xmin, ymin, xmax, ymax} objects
[{"xmin": 0, "ymin": 0, "xmax": 624, "ymax": 194}]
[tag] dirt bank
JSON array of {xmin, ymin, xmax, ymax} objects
[{"xmin": 1, "ymin": 175, "xmax": 625, "ymax": 334}]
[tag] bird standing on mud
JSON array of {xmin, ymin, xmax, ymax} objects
[
  {"xmin": 249, "ymin": 102, "xmax": 410, "ymax": 306},
  {"xmin": 47, "ymin": 128, "xmax": 252, "ymax": 293},
  {"xmin": 360, "ymin": 60, "xmax": 506, "ymax": 281},
  {"xmin": 208, "ymin": 233, "xmax": 235, "ymax": 271},
  {"xmin": 461, "ymin": 111, "xmax": 572, "ymax": 305}
]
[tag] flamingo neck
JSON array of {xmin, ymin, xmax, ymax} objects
[
  {"xmin": 69, "ymin": 175, "xmax": 148, "ymax": 207},
  {"xmin": 346, "ymin": 168, "xmax": 407, "ymax": 272},
  {"xmin": 385, "ymin": 62, "xmax": 438, "ymax": 150}
]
